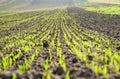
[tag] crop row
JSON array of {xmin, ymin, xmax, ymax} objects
[{"xmin": 0, "ymin": 8, "xmax": 120, "ymax": 79}]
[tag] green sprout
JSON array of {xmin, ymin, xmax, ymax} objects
[
  {"xmin": 42, "ymin": 71, "xmax": 51, "ymax": 79},
  {"xmin": 18, "ymin": 63, "xmax": 30, "ymax": 73},
  {"xmin": 12, "ymin": 74, "xmax": 17, "ymax": 79},
  {"xmin": 44, "ymin": 58, "xmax": 49, "ymax": 71},
  {"xmin": 64, "ymin": 71, "xmax": 70, "ymax": 79}
]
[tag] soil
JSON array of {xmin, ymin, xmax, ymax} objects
[
  {"xmin": 67, "ymin": 7, "xmax": 120, "ymax": 41},
  {"xmin": 0, "ymin": 6, "xmax": 120, "ymax": 79}
]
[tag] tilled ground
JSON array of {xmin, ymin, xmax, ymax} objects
[
  {"xmin": 0, "ymin": 7, "xmax": 120, "ymax": 79},
  {"xmin": 67, "ymin": 7, "xmax": 120, "ymax": 41}
]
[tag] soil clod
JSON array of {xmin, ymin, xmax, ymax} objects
[
  {"xmin": 87, "ymin": 55, "xmax": 93, "ymax": 61},
  {"xmin": 53, "ymin": 66, "xmax": 65, "ymax": 75},
  {"xmin": 0, "ymin": 71, "xmax": 12, "ymax": 79},
  {"xmin": 43, "ymin": 40, "xmax": 49, "ymax": 48},
  {"xmin": 116, "ymin": 46, "xmax": 120, "ymax": 51},
  {"xmin": 72, "ymin": 57, "xmax": 78, "ymax": 63}
]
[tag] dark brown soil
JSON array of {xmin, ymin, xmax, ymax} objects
[{"xmin": 67, "ymin": 7, "xmax": 120, "ymax": 41}]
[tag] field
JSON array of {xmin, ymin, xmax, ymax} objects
[
  {"xmin": 83, "ymin": 5, "xmax": 120, "ymax": 15},
  {"xmin": 0, "ymin": 4, "xmax": 120, "ymax": 79}
]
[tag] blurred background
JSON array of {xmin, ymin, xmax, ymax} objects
[{"xmin": 0, "ymin": 0, "xmax": 120, "ymax": 11}]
